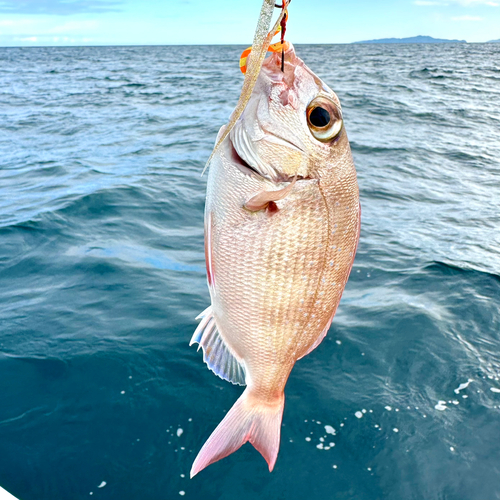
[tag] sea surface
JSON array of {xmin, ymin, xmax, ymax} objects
[{"xmin": 0, "ymin": 42, "xmax": 499, "ymax": 500}]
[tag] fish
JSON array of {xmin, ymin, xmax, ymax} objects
[{"xmin": 190, "ymin": 42, "xmax": 360, "ymax": 478}]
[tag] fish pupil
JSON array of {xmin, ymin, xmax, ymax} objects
[{"xmin": 309, "ymin": 107, "xmax": 331, "ymax": 128}]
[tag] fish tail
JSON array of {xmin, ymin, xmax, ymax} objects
[{"xmin": 190, "ymin": 389, "xmax": 284, "ymax": 478}]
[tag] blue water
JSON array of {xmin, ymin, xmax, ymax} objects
[{"xmin": 1, "ymin": 43, "xmax": 499, "ymax": 500}]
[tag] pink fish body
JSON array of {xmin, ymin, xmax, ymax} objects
[{"xmin": 190, "ymin": 44, "xmax": 360, "ymax": 477}]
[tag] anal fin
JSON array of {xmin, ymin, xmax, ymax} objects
[{"xmin": 190, "ymin": 306, "xmax": 246, "ymax": 386}]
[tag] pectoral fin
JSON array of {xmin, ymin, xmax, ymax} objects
[
  {"xmin": 190, "ymin": 306, "xmax": 246, "ymax": 386},
  {"xmin": 244, "ymin": 174, "xmax": 297, "ymax": 212}
]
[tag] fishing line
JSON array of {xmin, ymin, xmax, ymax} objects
[
  {"xmin": 239, "ymin": 0, "xmax": 291, "ymax": 74},
  {"xmin": 275, "ymin": 0, "xmax": 290, "ymax": 71}
]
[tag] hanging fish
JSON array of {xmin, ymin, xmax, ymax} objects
[{"xmin": 190, "ymin": 5, "xmax": 360, "ymax": 478}]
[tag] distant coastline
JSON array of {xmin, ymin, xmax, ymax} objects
[
  {"xmin": 353, "ymin": 35, "xmax": 466, "ymax": 44},
  {"xmin": 488, "ymin": 39, "xmax": 500, "ymax": 43}
]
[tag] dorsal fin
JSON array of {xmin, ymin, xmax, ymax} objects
[{"xmin": 190, "ymin": 306, "xmax": 246, "ymax": 386}]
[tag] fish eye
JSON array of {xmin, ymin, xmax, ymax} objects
[
  {"xmin": 309, "ymin": 107, "xmax": 330, "ymax": 127},
  {"xmin": 306, "ymin": 97, "xmax": 343, "ymax": 142}
]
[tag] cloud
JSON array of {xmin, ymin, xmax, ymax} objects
[
  {"xmin": 454, "ymin": 0, "xmax": 498, "ymax": 4},
  {"xmin": 452, "ymin": 14, "xmax": 484, "ymax": 18},
  {"xmin": 0, "ymin": 0, "xmax": 123, "ymax": 15}
]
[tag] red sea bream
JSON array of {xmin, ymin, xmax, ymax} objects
[{"xmin": 190, "ymin": 43, "xmax": 360, "ymax": 477}]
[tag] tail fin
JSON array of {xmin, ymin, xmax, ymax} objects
[{"xmin": 190, "ymin": 389, "xmax": 284, "ymax": 478}]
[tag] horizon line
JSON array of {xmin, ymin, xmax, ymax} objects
[{"xmin": 2, "ymin": 40, "xmax": 499, "ymax": 49}]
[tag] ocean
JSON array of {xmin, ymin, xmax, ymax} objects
[{"xmin": 0, "ymin": 43, "xmax": 499, "ymax": 500}]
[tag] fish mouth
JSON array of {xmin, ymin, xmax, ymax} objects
[
  {"xmin": 259, "ymin": 128, "xmax": 305, "ymax": 155},
  {"xmin": 228, "ymin": 137, "xmax": 263, "ymax": 178},
  {"xmin": 229, "ymin": 136, "xmax": 308, "ymax": 183},
  {"xmin": 229, "ymin": 119, "xmax": 307, "ymax": 183}
]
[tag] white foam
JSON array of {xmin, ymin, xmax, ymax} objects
[
  {"xmin": 491, "ymin": 387, "xmax": 500, "ymax": 393},
  {"xmin": 450, "ymin": 446, "xmax": 455, "ymax": 451},
  {"xmin": 305, "ymin": 437, "xmax": 311, "ymax": 442},
  {"xmin": 454, "ymin": 379, "xmax": 473, "ymax": 394},
  {"xmin": 435, "ymin": 401, "xmax": 447, "ymax": 411},
  {"xmin": 319, "ymin": 437, "xmax": 325, "ymax": 442},
  {"xmin": 393, "ymin": 428, "xmax": 399, "ymax": 433},
  {"xmin": 98, "ymin": 482, "xmax": 106, "ymax": 488},
  {"xmin": 179, "ymin": 491, "xmax": 185, "ymax": 496},
  {"xmin": 362, "ymin": 409, "xmax": 367, "ymax": 414},
  {"xmin": 120, "ymin": 391, "xmax": 125, "ymax": 395},
  {"xmin": 317, "ymin": 443, "xmax": 324, "ymax": 449},
  {"xmin": 177, "ymin": 428, "xmax": 183, "ymax": 437},
  {"xmin": 336, "ymin": 340, "xmax": 342, "ymax": 345},
  {"xmin": 355, "ymin": 411, "xmax": 363, "ymax": 419},
  {"xmin": 385, "ymin": 406, "xmax": 392, "ymax": 411},
  {"xmin": 332, "ymin": 465, "xmax": 338, "ymax": 469},
  {"xmin": 324, "ymin": 425, "xmax": 335, "ymax": 435},
  {"xmin": 0, "ymin": 486, "xmax": 20, "ymax": 500},
  {"xmin": 180, "ymin": 474, "xmax": 185, "ymax": 478}
]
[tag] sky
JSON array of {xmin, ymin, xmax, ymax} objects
[{"xmin": 0, "ymin": 0, "xmax": 499, "ymax": 47}]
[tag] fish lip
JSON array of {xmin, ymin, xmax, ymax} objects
[
  {"xmin": 228, "ymin": 136, "xmax": 309, "ymax": 184},
  {"xmin": 258, "ymin": 127, "xmax": 306, "ymax": 154}
]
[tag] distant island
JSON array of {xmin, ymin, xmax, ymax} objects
[
  {"xmin": 488, "ymin": 39, "xmax": 500, "ymax": 43},
  {"xmin": 353, "ymin": 35, "xmax": 466, "ymax": 44}
]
